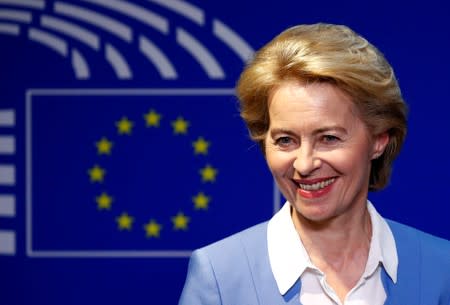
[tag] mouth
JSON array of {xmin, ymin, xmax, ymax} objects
[
  {"xmin": 298, "ymin": 177, "xmax": 335, "ymax": 191},
  {"xmin": 293, "ymin": 177, "xmax": 336, "ymax": 198}
]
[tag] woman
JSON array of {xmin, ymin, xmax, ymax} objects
[{"xmin": 179, "ymin": 23, "xmax": 450, "ymax": 305}]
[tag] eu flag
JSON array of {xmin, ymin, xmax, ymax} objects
[{"xmin": 26, "ymin": 88, "xmax": 274, "ymax": 257}]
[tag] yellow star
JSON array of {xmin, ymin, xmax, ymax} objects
[
  {"xmin": 88, "ymin": 165, "xmax": 106, "ymax": 183},
  {"xmin": 172, "ymin": 117, "xmax": 189, "ymax": 134},
  {"xmin": 116, "ymin": 117, "xmax": 133, "ymax": 135},
  {"xmin": 172, "ymin": 212, "xmax": 190, "ymax": 230},
  {"xmin": 96, "ymin": 192, "xmax": 113, "ymax": 210},
  {"xmin": 144, "ymin": 219, "xmax": 162, "ymax": 238},
  {"xmin": 192, "ymin": 192, "xmax": 210, "ymax": 210},
  {"xmin": 199, "ymin": 164, "xmax": 218, "ymax": 183},
  {"xmin": 116, "ymin": 212, "xmax": 134, "ymax": 231},
  {"xmin": 193, "ymin": 137, "xmax": 210, "ymax": 155},
  {"xmin": 95, "ymin": 137, "xmax": 113, "ymax": 155},
  {"xmin": 144, "ymin": 109, "xmax": 162, "ymax": 127}
]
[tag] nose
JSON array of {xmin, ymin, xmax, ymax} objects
[{"xmin": 293, "ymin": 144, "xmax": 321, "ymax": 177}]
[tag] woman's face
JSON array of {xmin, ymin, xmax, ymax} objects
[{"xmin": 265, "ymin": 81, "xmax": 388, "ymax": 224}]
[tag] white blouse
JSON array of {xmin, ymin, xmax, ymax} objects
[{"xmin": 267, "ymin": 201, "xmax": 398, "ymax": 305}]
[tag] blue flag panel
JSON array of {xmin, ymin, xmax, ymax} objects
[{"xmin": 27, "ymin": 89, "xmax": 273, "ymax": 255}]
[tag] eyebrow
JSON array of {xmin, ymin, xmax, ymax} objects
[
  {"xmin": 269, "ymin": 128, "xmax": 296, "ymax": 137},
  {"xmin": 313, "ymin": 126, "xmax": 348, "ymax": 135},
  {"xmin": 269, "ymin": 126, "xmax": 348, "ymax": 137}
]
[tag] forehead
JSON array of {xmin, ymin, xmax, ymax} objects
[{"xmin": 268, "ymin": 81, "xmax": 361, "ymax": 128}]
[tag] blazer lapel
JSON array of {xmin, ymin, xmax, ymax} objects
[
  {"xmin": 239, "ymin": 223, "xmax": 302, "ymax": 305},
  {"xmin": 282, "ymin": 279, "xmax": 302, "ymax": 305},
  {"xmin": 382, "ymin": 220, "xmax": 421, "ymax": 305}
]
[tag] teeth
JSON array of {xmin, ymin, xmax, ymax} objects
[{"xmin": 298, "ymin": 178, "xmax": 335, "ymax": 191}]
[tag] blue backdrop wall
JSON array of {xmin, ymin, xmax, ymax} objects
[{"xmin": 0, "ymin": 0, "xmax": 449, "ymax": 304}]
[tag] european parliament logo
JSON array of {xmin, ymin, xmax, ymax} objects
[{"xmin": 0, "ymin": 0, "xmax": 253, "ymax": 80}]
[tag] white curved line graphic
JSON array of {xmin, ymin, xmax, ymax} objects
[
  {"xmin": 148, "ymin": 0, "xmax": 204, "ymax": 26},
  {"xmin": 54, "ymin": 2, "xmax": 132, "ymax": 43},
  {"xmin": 28, "ymin": 28, "xmax": 68, "ymax": 57},
  {"xmin": 139, "ymin": 35, "xmax": 177, "ymax": 79},
  {"xmin": 0, "ymin": 0, "xmax": 44, "ymax": 9},
  {"xmin": 0, "ymin": 9, "xmax": 32, "ymax": 23},
  {"xmin": 105, "ymin": 43, "xmax": 132, "ymax": 79},
  {"xmin": 72, "ymin": 48, "xmax": 90, "ymax": 79},
  {"xmin": 176, "ymin": 27, "xmax": 225, "ymax": 79},
  {"xmin": 213, "ymin": 19, "xmax": 254, "ymax": 62},
  {"xmin": 82, "ymin": 0, "xmax": 169, "ymax": 35},
  {"xmin": 41, "ymin": 15, "xmax": 100, "ymax": 50},
  {"xmin": 0, "ymin": 22, "xmax": 19, "ymax": 35}
]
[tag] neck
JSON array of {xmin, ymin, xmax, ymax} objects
[{"xmin": 292, "ymin": 203, "xmax": 372, "ymax": 265}]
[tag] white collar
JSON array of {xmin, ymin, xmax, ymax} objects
[{"xmin": 267, "ymin": 201, "xmax": 398, "ymax": 295}]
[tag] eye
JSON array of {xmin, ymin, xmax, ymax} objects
[
  {"xmin": 274, "ymin": 136, "xmax": 293, "ymax": 147},
  {"xmin": 321, "ymin": 135, "xmax": 340, "ymax": 143}
]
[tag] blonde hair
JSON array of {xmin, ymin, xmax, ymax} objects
[{"xmin": 236, "ymin": 23, "xmax": 407, "ymax": 190}]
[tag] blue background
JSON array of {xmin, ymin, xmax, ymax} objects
[{"xmin": 0, "ymin": 0, "xmax": 449, "ymax": 304}]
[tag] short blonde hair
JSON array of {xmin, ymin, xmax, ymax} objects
[{"xmin": 236, "ymin": 23, "xmax": 407, "ymax": 190}]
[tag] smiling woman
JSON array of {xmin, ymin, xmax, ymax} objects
[
  {"xmin": 265, "ymin": 81, "xmax": 386, "ymax": 226},
  {"xmin": 178, "ymin": 23, "xmax": 450, "ymax": 305}
]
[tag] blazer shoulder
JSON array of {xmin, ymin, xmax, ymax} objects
[
  {"xmin": 387, "ymin": 219, "xmax": 450, "ymax": 261},
  {"xmin": 386, "ymin": 218, "xmax": 450, "ymax": 301},
  {"xmin": 184, "ymin": 222, "xmax": 270, "ymax": 305},
  {"xmin": 200, "ymin": 221, "xmax": 269, "ymax": 260}
]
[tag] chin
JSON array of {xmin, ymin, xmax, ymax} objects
[{"xmin": 293, "ymin": 202, "xmax": 334, "ymax": 223}]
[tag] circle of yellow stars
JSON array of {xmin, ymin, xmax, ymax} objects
[{"xmin": 87, "ymin": 108, "xmax": 218, "ymax": 239}]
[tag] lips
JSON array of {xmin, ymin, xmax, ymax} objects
[
  {"xmin": 294, "ymin": 177, "xmax": 336, "ymax": 198},
  {"xmin": 298, "ymin": 177, "xmax": 335, "ymax": 191}
]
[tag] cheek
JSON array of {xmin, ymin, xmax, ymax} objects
[
  {"xmin": 265, "ymin": 154, "xmax": 280, "ymax": 175},
  {"xmin": 326, "ymin": 147, "xmax": 371, "ymax": 177},
  {"xmin": 327, "ymin": 153, "xmax": 354, "ymax": 172},
  {"xmin": 265, "ymin": 151, "xmax": 294, "ymax": 176}
]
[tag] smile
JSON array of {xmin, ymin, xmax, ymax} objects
[{"xmin": 298, "ymin": 178, "xmax": 336, "ymax": 191}]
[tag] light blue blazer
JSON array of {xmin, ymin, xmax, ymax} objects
[{"xmin": 179, "ymin": 220, "xmax": 450, "ymax": 305}]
